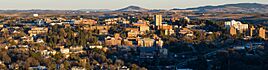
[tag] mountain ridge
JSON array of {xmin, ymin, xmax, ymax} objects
[
  {"xmin": 115, "ymin": 6, "xmax": 149, "ymax": 12},
  {"xmin": 0, "ymin": 3, "xmax": 268, "ymax": 13},
  {"xmin": 173, "ymin": 3, "xmax": 268, "ymax": 13}
]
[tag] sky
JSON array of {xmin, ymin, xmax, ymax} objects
[{"xmin": 0, "ymin": 0, "xmax": 267, "ymax": 10}]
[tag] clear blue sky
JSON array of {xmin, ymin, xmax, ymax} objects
[{"xmin": 0, "ymin": 0, "xmax": 267, "ymax": 10}]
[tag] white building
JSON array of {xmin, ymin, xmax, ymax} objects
[
  {"xmin": 183, "ymin": 17, "xmax": 190, "ymax": 23},
  {"xmin": 71, "ymin": 67, "xmax": 86, "ymax": 70},
  {"xmin": 165, "ymin": 29, "xmax": 175, "ymax": 35},
  {"xmin": 33, "ymin": 14, "xmax": 39, "ymax": 17},
  {"xmin": 140, "ymin": 38, "xmax": 155, "ymax": 47},
  {"xmin": 89, "ymin": 46, "xmax": 103, "ymax": 49},
  {"xmin": 40, "ymin": 50, "xmax": 57, "ymax": 56},
  {"xmin": 225, "ymin": 20, "xmax": 248, "ymax": 31},
  {"xmin": 60, "ymin": 48, "xmax": 70, "ymax": 54}
]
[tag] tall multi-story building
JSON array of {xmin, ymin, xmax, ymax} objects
[
  {"xmin": 249, "ymin": 26, "xmax": 255, "ymax": 37},
  {"xmin": 154, "ymin": 15, "xmax": 162, "ymax": 26},
  {"xmin": 259, "ymin": 27, "xmax": 266, "ymax": 39}
]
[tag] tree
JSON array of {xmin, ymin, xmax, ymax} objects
[
  {"xmin": 30, "ymin": 52, "xmax": 41, "ymax": 60},
  {"xmin": 25, "ymin": 57, "xmax": 40, "ymax": 68},
  {"xmin": 131, "ymin": 64, "xmax": 139, "ymax": 70},
  {"xmin": 48, "ymin": 63, "xmax": 56, "ymax": 70},
  {"xmin": 0, "ymin": 51, "xmax": 11, "ymax": 64},
  {"xmin": 115, "ymin": 59, "xmax": 124, "ymax": 67},
  {"xmin": 140, "ymin": 67, "xmax": 147, "ymax": 70},
  {"xmin": 108, "ymin": 64, "xmax": 117, "ymax": 70},
  {"xmin": 0, "ymin": 64, "xmax": 7, "ymax": 70},
  {"xmin": 2, "ymin": 54, "xmax": 11, "ymax": 64},
  {"xmin": 63, "ymin": 61, "xmax": 70, "ymax": 69},
  {"xmin": 9, "ymin": 40, "xmax": 17, "ymax": 45}
]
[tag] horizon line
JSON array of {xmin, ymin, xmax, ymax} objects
[{"xmin": 0, "ymin": 2, "xmax": 266, "ymax": 10}]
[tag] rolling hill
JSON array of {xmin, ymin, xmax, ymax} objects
[{"xmin": 179, "ymin": 3, "xmax": 268, "ymax": 13}]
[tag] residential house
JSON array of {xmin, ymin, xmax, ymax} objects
[
  {"xmin": 139, "ymin": 25, "xmax": 150, "ymax": 32},
  {"xmin": 28, "ymin": 27, "xmax": 48, "ymax": 36},
  {"xmin": 186, "ymin": 24, "xmax": 203, "ymax": 29},
  {"xmin": 28, "ymin": 66, "xmax": 47, "ymax": 70},
  {"xmin": 165, "ymin": 29, "xmax": 175, "ymax": 35},
  {"xmin": 132, "ymin": 20, "xmax": 150, "ymax": 32},
  {"xmin": 179, "ymin": 28, "xmax": 194, "ymax": 36},
  {"xmin": 60, "ymin": 48, "xmax": 70, "ymax": 54},
  {"xmin": 160, "ymin": 24, "xmax": 173, "ymax": 30},
  {"xmin": 138, "ymin": 38, "xmax": 155, "ymax": 47},
  {"xmin": 99, "ymin": 29, "xmax": 108, "ymax": 35},
  {"xmin": 21, "ymin": 36, "xmax": 34, "ymax": 42},
  {"xmin": 71, "ymin": 67, "xmax": 86, "ymax": 70},
  {"xmin": 105, "ymin": 36, "xmax": 122, "ymax": 46},
  {"xmin": 40, "ymin": 50, "xmax": 57, "ymax": 56},
  {"xmin": 127, "ymin": 30, "xmax": 139, "ymax": 38},
  {"xmin": 123, "ymin": 39, "xmax": 134, "ymax": 47},
  {"xmin": 70, "ymin": 46, "xmax": 84, "ymax": 53},
  {"xmin": 50, "ymin": 22, "xmax": 63, "ymax": 25},
  {"xmin": 122, "ymin": 38, "xmax": 140, "ymax": 47},
  {"xmin": 89, "ymin": 46, "xmax": 103, "ymax": 49},
  {"xmin": 104, "ymin": 18, "xmax": 121, "ymax": 25},
  {"xmin": 75, "ymin": 18, "xmax": 97, "ymax": 25},
  {"xmin": 125, "ymin": 28, "xmax": 139, "ymax": 32},
  {"xmin": 62, "ymin": 20, "xmax": 75, "ymax": 25},
  {"xmin": 16, "ymin": 45, "xmax": 29, "ymax": 52},
  {"xmin": 119, "ymin": 66, "xmax": 130, "ymax": 70},
  {"xmin": 84, "ymin": 25, "xmax": 111, "ymax": 31},
  {"xmin": 36, "ymin": 38, "xmax": 45, "ymax": 43}
]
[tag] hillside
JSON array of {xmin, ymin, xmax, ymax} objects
[{"xmin": 174, "ymin": 3, "xmax": 268, "ymax": 13}]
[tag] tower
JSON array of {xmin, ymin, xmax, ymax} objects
[
  {"xmin": 249, "ymin": 26, "xmax": 255, "ymax": 37},
  {"xmin": 154, "ymin": 15, "xmax": 162, "ymax": 26}
]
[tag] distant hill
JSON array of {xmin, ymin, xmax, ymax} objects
[
  {"xmin": 1, "ymin": 3, "xmax": 268, "ymax": 13},
  {"xmin": 116, "ymin": 6, "xmax": 149, "ymax": 12},
  {"xmin": 174, "ymin": 3, "xmax": 268, "ymax": 13}
]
